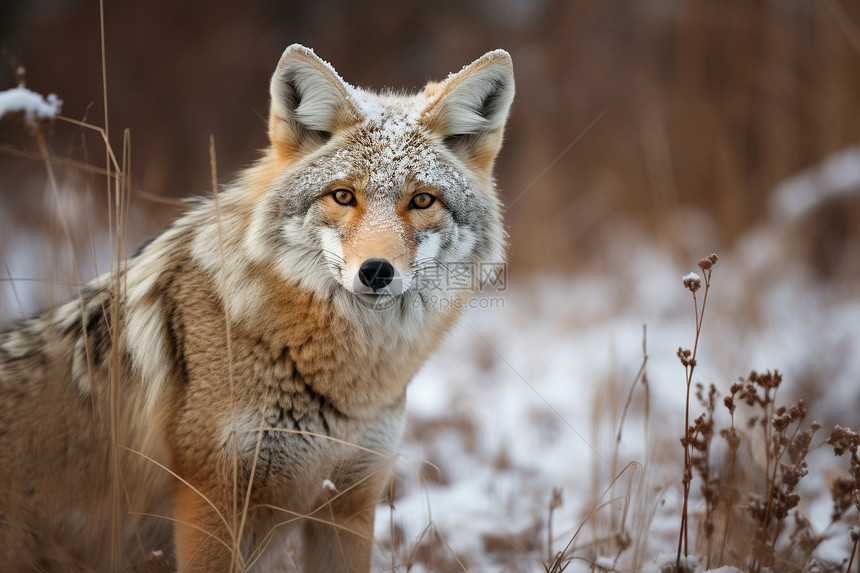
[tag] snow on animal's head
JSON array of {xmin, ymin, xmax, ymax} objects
[{"xmin": 250, "ymin": 45, "xmax": 514, "ymax": 310}]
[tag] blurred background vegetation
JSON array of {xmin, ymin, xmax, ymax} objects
[{"xmin": 2, "ymin": 0, "xmax": 860, "ymax": 277}]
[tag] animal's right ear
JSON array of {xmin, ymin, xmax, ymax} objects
[
  {"xmin": 268, "ymin": 45, "xmax": 359, "ymax": 158},
  {"xmin": 421, "ymin": 50, "xmax": 515, "ymax": 176}
]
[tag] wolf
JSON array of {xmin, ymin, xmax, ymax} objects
[{"xmin": 0, "ymin": 44, "xmax": 514, "ymax": 571}]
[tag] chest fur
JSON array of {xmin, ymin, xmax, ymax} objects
[{"xmin": 156, "ymin": 261, "xmax": 426, "ymax": 490}]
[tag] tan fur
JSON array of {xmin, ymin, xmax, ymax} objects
[
  {"xmin": 0, "ymin": 44, "xmax": 513, "ymax": 572},
  {"xmin": 241, "ymin": 150, "xmax": 296, "ymax": 202}
]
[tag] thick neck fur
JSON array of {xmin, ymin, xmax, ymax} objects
[{"xmin": 122, "ymin": 183, "xmax": 460, "ymax": 423}]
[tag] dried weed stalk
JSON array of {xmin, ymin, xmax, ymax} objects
[
  {"xmin": 668, "ymin": 254, "xmax": 860, "ymax": 572},
  {"xmin": 827, "ymin": 425, "xmax": 860, "ymax": 572},
  {"xmin": 688, "ymin": 383, "xmax": 719, "ymax": 569},
  {"xmin": 676, "ymin": 253, "xmax": 718, "ymax": 569},
  {"xmin": 733, "ymin": 370, "xmax": 821, "ymax": 572}
]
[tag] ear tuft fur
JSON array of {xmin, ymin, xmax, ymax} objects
[{"xmin": 269, "ymin": 45, "xmax": 358, "ymax": 156}]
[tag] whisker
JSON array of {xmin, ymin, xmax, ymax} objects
[
  {"xmin": 412, "ymin": 257, "xmax": 440, "ymax": 266},
  {"xmin": 320, "ymin": 249, "xmax": 346, "ymax": 265},
  {"xmin": 412, "ymin": 257, "xmax": 442, "ymax": 271},
  {"xmin": 317, "ymin": 249, "xmax": 346, "ymax": 272},
  {"xmin": 321, "ymin": 262, "xmax": 345, "ymax": 273}
]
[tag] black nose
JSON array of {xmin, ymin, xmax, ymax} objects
[{"xmin": 358, "ymin": 258, "xmax": 394, "ymax": 290}]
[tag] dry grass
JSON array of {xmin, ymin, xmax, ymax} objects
[
  {"xmin": 661, "ymin": 256, "xmax": 859, "ymax": 573},
  {"xmin": 3, "ymin": 3, "xmax": 860, "ymax": 569}
]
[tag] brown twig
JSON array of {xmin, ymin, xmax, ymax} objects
[{"xmin": 676, "ymin": 254, "xmax": 718, "ymax": 571}]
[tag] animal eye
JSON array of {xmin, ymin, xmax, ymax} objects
[
  {"xmin": 331, "ymin": 189, "xmax": 356, "ymax": 206},
  {"xmin": 409, "ymin": 193, "xmax": 435, "ymax": 209}
]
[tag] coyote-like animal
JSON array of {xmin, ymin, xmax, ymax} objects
[{"xmin": 0, "ymin": 45, "xmax": 514, "ymax": 571}]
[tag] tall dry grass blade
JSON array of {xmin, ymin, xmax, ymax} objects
[
  {"xmin": 615, "ymin": 324, "xmax": 649, "ymax": 449},
  {"xmin": 207, "ymin": 135, "xmax": 243, "ymax": 559},
  {"xmin": 231, "ymin": 428, "xmax": 265, "ymax": 573},
  {"xmin": 403, "ymin": 520, "xmax": 469, "ymax": 573},
  {"xmin": 125, "ymin": 447, "xmax": 237, "ymax": 549},
  {"xmin": 129, "ymin": 513, "xmax": 235, "ymax": 554},
  {"xmin": 551, "ymin": 461, "xmax": 642, "ymax": 570},
  {"xmin": 55, "ymin": 116, "xmax": 122, "ymax": 172},
  {"xmin": 245, "ymin": 469, "xmax": 388, "ymax": 569},
  {"xmin": 136, "ymin": 189, "xmax": 187, "ymax": 206},
  {"xmin": 0, "ymin": 143, "xmax": 111, "ymax": 175},
  {"xmin": 106, "ymin": 126, "xmax": 130, "ymax": 572},
  {"xmin": 2, "ymin": 254, "xmax": 24, "ymax": 315}
]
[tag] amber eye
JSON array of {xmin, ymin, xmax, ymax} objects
[
  {"xmin": 409, "ymin": 193, "xmax": 436, "ymax": 209},
  {"xmin": 332, "ymin": 189, "xmax": 356, "ymax": 206}
]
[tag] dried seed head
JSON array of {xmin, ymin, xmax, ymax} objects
[
  {"xmin": 828, "ymin": 425, "xmax": 860, "ymax": 456},
  {"xmin": 699, "ymin": 253, "xmax": 720, "ymax": 270},
  {"xmin": 677, "ymin": 347, "xmax": 693, "ymax": 367},
  {"xmin": 682, "ymin": 272, "xmax": 701, "ymax": 293},
  {"xmin": 772, "ymin": 412, "xmax": 792, "ymax": 432}
]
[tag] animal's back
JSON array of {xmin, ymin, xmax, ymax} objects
[{"xmin": 0, "ymin": 287, "xmax": 174, "ymax": 571}]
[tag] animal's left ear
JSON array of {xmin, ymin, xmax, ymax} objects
[{"xmin": 422, "ymin": 50, "xmax": 515, "ymax": 175}]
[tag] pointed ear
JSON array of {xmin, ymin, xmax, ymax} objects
[
  {"xmin": 422, "ymin": 50, "xmax": 515, "ymax": 175},
  {"xmin": 268, "ymin": 44, "xmax": 359, "ymax": 158}
]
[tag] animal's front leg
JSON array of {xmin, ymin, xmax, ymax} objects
[
  {"xmin": 174, "ymin": 480, "xmax": 243, "ymax": 572},
  {"xmin": 301, "ymin": 465, "xmax": 390, "ymax": 573}
]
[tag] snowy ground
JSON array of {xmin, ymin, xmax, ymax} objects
[
  {"xmin": 376, "ymin": 256, "xmax": 860, "ymax": 570},
  {"xmin": 372, "ymin": 152, "xmax": 860, "ymax": 571}
]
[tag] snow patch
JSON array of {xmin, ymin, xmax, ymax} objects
[
  {"xmin": 322, "ymin": 479, "xmax": 337, "ymax": 493},
  {"xmin": 771, "ymin": 145, "xmax": 860, "ymax": 218},
  {"xmin": 0, "ymin": 85, "xmax": 62, "ymax": 127}
]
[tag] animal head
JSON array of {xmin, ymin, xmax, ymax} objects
[{"xmin": 243, "ymin": 45, "xmax": 514, "ymax": 313}]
